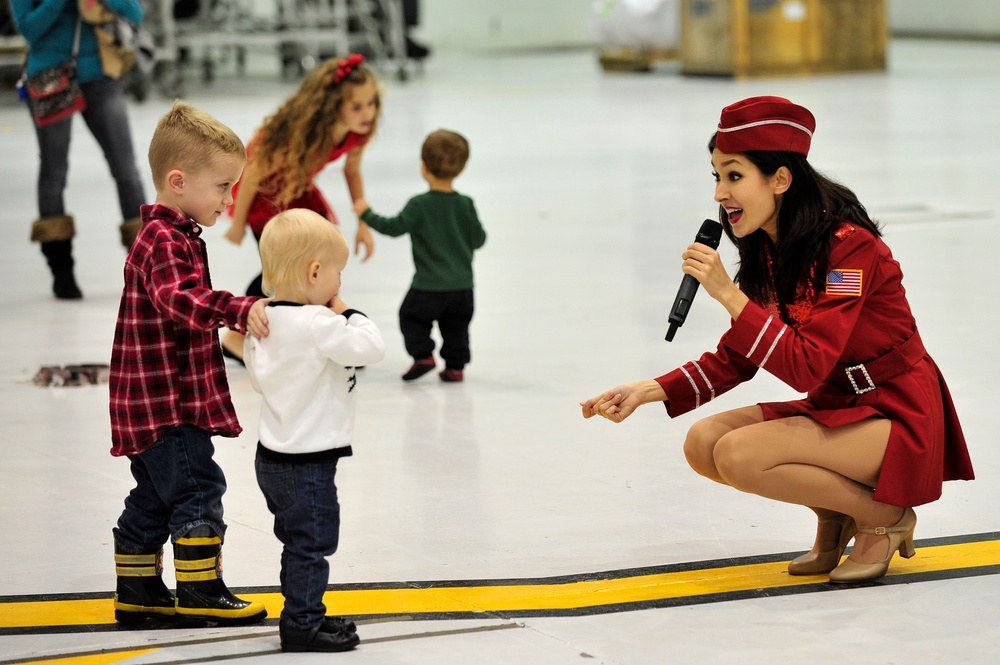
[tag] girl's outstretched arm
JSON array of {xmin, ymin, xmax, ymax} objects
[
  {"xmin": 226, "ymin": 162, "xmax": 262, "ymax": 245},
  {"xmin": 344, "ymin": 147, "xmax": 374, "ymax": 261}
]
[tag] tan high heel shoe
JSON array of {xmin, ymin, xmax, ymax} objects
[
  {"xmin": 828, "ymin": 507, "xmax": 916, "ymax": 583},
  {"xmin": 788, "ymin": 514, "xmax": 857, "ymax": 575}
]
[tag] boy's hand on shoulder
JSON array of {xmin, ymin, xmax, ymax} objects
[
  {"xmin": 328, "ymin": 295, "xmax": 348, "ymax": 315},
  {"xmin": 352, "ymin": 198, "xmax": 370, "ymax": 216},
  {"xmin": 247, "ymin": 298, "xmax": 272, "ymax": 338}
]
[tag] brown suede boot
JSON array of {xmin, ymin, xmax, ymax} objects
[
  {"xmin": 31, "ymin": 216, "xmax": 82, "ymax": 300},
  {"xmin": 120, "ymin": 217, "xmax": 142, "ymax": 249},
  {"xmin": 30, "ymin": 215, "xmax": 75, "ymax": 243}
]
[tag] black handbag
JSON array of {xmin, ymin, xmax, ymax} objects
[{"xmin": 25, "ymin": 20, "xmax": 86, "ymax": 127}]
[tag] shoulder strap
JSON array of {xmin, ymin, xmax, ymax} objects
[{"xmin": 72, "ymin": 19, "xmax": 82, "ymax": 59}]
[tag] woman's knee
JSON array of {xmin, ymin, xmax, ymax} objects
[
  {"xmin": 711, "ymin": 432, "xmax": 759, "ymax": 489},
  {"xmin": 682, "ymin": 418, "xmax": 723, "ymax": 480}
]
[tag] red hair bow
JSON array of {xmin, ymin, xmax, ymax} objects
[{"xmin": 333, "ymin": 53, "xmax": 366, "ymax": 85}]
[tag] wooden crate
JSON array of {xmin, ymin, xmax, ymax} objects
[
  {"xmin": 680, "ymin": 0, "xmax": 887, "ymax": 77},
  {"xmin": 599, "ymin": 47, "xmax": 678, "ymax": 73}
]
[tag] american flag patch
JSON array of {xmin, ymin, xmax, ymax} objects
[{"xmin": 826, "ymin": 269, "xmax": 862, "ymax": 296}]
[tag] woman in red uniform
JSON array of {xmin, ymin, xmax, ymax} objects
[{"xmin": 581, "ymin": 96, "xmax": 973, "ymax": 583}]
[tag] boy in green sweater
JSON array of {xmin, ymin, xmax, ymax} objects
[{"xmin": 354, "ymin": 130, "xmax": 486, "ymax": 382}]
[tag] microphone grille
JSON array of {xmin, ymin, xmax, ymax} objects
[{"xmin": 698, "ymin": 219, "xmax": 723, "ymax": 249}]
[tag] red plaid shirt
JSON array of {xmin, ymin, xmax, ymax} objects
[{"xmin": 109, "ymin": 204, "xmax": 257, "ymax": 457}]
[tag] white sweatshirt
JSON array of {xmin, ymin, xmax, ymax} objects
[{"xmin": 244, "ymin": 303, "xmax": 385, "ymax": 455}]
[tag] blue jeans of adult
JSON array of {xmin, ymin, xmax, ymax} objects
[
  {"xmin": 113, "ymin": 425, "xmax": 228, "ymax": 554},
  {"xmin": 255, "ymin": 447, "xmax": 343, "ymax": 628},
  {"xmin": 31, "ymin": 76, "xmax": 145, "ymax": 220}
]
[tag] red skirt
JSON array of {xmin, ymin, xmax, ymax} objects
[
  {"xmin": 244, "ymin": 186, "xmax": 339, "ymax": 236},
  {"xmin": 759, "ymin": 356, "xmax": 973, "ymax": 507}
]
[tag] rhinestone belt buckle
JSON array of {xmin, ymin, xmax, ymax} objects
[{"xmin": 845, "ymin": 363, "xmax": 876, "ymax": 395}]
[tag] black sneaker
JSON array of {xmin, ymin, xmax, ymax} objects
[
  {"xmin": 280, "ymin": 621, "xmax": 360, "ymax": 652},
  {"xmin": 322, "ymin": 615, "xmax": 357, "ymax": 634},
  {"xmin": 439, "ymin": 368, "xmax": 464, "ymax": 382},
  {"xmin": 402, "ymin": 357, "xmax": 435, "ymax": 381}
]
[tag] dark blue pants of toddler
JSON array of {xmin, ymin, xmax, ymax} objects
[{"xmin": 255, "ymin": 443, "xmax": 349, "ymax": 629}]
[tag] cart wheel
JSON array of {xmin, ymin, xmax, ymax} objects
[{"xmin": 279, "ymin": 47, "xmax": 299, "ymax": 79}]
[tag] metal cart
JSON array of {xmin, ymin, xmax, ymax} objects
[
  {"xmin": 1, "ymin": 0, "xmax": 27, "ymax": 88},
  {"xmin": 142, "ymin": 0, "xmax": 409, "ymax": 98}
]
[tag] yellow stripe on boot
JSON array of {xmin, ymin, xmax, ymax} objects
[
  {"xmin": 173, "ymin": 530, "xmax": 267, "ymax": 626},
  {"xmin": 113, "ymin": 546, "xmax": 176, "ymax": 625}
]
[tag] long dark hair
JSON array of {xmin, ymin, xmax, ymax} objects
[{"xmin": 708, "ymin": 133, "xmax": 881, "ymax": 317}]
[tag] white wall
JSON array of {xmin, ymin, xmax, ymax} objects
[
  {"xmin": 414, "ymin": 0, "xmax": 1000, "ymax": 52},
  {"xmin": 888, "ymin": 0, "xmax": 1000, "ymax": 38},
  {"xmin": 415, "ymin": 0, "xmax": 593, "ymax": 51}
]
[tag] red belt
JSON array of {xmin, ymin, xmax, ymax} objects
[{"xmin": 831, "ymin": 332, "xmax": 926, "ymax": 395}]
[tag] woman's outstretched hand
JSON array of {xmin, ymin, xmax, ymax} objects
[{"xmin": 580, "ymin": 380, "xmax": 666, "ymax": 423}]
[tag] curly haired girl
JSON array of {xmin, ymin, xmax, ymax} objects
[{"xmin": 222, "ymin": 54, "xmax": 381, "ymax": 361}]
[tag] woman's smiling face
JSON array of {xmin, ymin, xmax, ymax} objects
[{"xmin": 711, "ymin": 149, "xmax": 789, "ymax": 242}]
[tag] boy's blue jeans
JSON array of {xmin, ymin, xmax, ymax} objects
[
  {"xmin": 255, "ymin": 450, "xmax": 342, "ymax": 629},
  {"xmin": 113, "ymin": 425, "xmax": 228, "ymax": 553}
]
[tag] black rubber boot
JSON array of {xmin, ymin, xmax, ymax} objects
[
  {"xmin": 113, "ymin": 544, "xmax": 176, "ymax": 625},
  {"xmin": 40, "ymin": 240, "xmax": 82, "ymax": 299},
  {"xmin": 173, "ymin": 526, "xmax": 267, "ymax": 627}
]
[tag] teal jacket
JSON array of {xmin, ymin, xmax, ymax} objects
[
  {"xmin": 362, "ymin": 190, "xmax": 487, "ymax": 291},
  {"xmin": 11, "ymin": 0, "xmax": 143, "ymax": 82}
]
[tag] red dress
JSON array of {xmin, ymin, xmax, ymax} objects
[
  {"xmin": 655, "ymin": 223, "xmax": 973, "ymax": 507},
  {"xmin": 230, "ymin": 131, "xmax": 367, "ymax": 236}
]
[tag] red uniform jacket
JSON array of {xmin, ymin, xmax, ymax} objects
[{"xmin": 655, "ymin": 224, "xmax": 973, "ymax": 507}]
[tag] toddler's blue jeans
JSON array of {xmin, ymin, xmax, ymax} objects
[{"xmin": 255, "ymin": 448, "xmax": 342, "ymax": 629}]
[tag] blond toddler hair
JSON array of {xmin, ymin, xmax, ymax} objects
[{"xmin": 259, "ymin": 209, "xmax": 348, "ymax": 298}]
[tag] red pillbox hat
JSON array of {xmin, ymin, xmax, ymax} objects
[{"xmin": 715, "ymin": 96, "xmax": 816, "ymax": 156}]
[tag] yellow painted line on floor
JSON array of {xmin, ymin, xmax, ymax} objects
[
  {"xmin": 2, "ymin": 539, "xmax": 997, "ymax": 631},
  {"xmin": 24, "ymin": 653, "xmax": 155, "ymax": 665}
]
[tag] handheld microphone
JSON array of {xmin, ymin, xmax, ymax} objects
[{"xmin": 665, "ymin": 219, "xmax": 723, "ymax": 342}]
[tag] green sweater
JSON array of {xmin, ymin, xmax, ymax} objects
[{"xmin": 362, "ymin": 190, "xmax": 486, "ymax": 291}]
